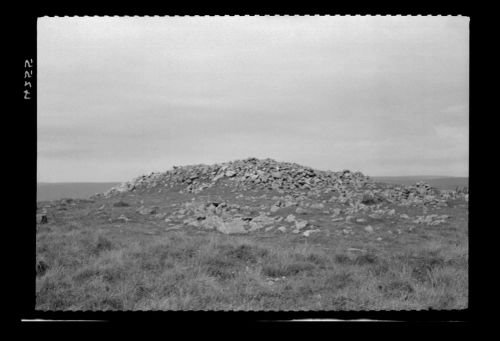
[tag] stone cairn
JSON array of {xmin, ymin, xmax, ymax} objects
[
  {"xmin": 104, "ymin": 157, "xmax": 371, "ymax": 197},
  {"xmin": 103, "ymin": 158, "xmax": 468, "ymax": 206},
  {"xmin": 96, "ymin": 158, "xmax": 468, "ymax": 235}
]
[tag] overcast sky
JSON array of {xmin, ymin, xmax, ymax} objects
[{"xmin": 37, "ymin": 16, "xmax": 469, "ymax": 182}]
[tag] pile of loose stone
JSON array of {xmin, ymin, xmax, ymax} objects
[
  {"xmin": 98, "ymin": 158, "xmax": 468, "ymax": 236},
  {"xmin": 103, "ymin": 158, "xmax": 371, "ymax": 197},
  {"xmin": 104, "ymin": 158, "xmax": 467, "ymax": 206},
  {"xmin": 132, "ymin": 199, "xmax": 322, "ymax": 236},
  {"xmin": 372, "ymin": 181, "xmax": 463, "ymax": 207}
]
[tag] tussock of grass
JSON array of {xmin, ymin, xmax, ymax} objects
[
  {"xmin": 334, "ymin": 254, "xmax": 351, "ymax": 264},
  {"xmin": 353, "ymin": 253, "xmax": 379, "ymax": 265},
  {"xmin": 378, "ymin": 280, "xmax": 415, "ymax": 299},
  {"xmin": 293, "ymin": 252, "xmax": 328, "ymax": 267},
  {"xmin": 220, "ymin": 244, "xmax": 269, "ymax": 264},
  {"xmin": 203, "ymin": 256, "xmax": 239, "ymax": 280},
  {"xmin": 261, "ymin": 262, "xmax": 316, "ymax": 278},
  {"xmin": 36, "ymin": 258, "xmax": 49, "ymax": 277},
  {"xmin": 93, "ymin": 235, "xmax": 114, "ymax": 255},
  {"xmin": 329, "ymin": 271, "xmax": 354, "ymax": 290}
]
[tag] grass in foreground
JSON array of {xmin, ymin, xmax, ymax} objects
[{"xmin": 36, "ymin": 214, "xmax": 468, "ymax": 310}]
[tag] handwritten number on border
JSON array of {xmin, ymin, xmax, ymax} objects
[{"xmin": 24, "ymin": 59, "xmax": 33, "ymax": 100}]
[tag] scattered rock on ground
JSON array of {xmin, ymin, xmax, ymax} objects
[
  {"xmin": 138, "ymin": 206, "xmax": 158, "ymax": 215},
  {"xmin": 364, "ymin": 225, "xmax": 374, "ymax": 233},
  {"xmin": 303, "ymin": 229, "xmax": 321, "ymax": 237},
  {"xmin": 217, "ymin": 218, "xmax": 248, "ymax": 234},
  {"xmin": 295, "ymin": 220, "xmax": 308, "ymax": 230},
  {"xmin": 117, "ymin": 215, "xmax": 130, "ymax": 223},
  {"xmin": 36, "ymin": 214, "xmax": 48, "ymax": 224},
  {"xmin": 95, "ymin": 157, "xmax": 467, "ymax": 237}
]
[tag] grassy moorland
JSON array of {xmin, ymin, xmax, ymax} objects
[
  {"xmin": 37, "ymin": 182, "xmax": 120, "ymax": 202},
  {"xmin": 36, "ymin": 186, "xmax": 468, "ymax": 311}
]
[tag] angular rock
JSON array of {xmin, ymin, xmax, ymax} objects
[
  {"xmin": 225, "ymin": 170, "xmax": 236, "ymax": 177},
  {"xmin": 155, "ymin": 213, "xmax": 167, "ymax": 219},
  {"xmin": 303, "ymin": 229, "xmax": 321, "ymax": 237},
  {"xmin": 217, "ymin": 218, "xmax": 248, "ymax": 234},
  {"xmin": 310, "ymin": 203, "xmax": 325, "ymax": 210},
  {"xmin": 251, "ymin": 214, "xmax": 275, "ymax": 227},
  {"xmin": 248, "ymin": 221, "xmax": 264, "ymax": 231},
  {"xmin": 200, "ymin": 215, "xmax": 223, "ymax": 230},
  {"xmin": 36, "ymin": 214, "xmax": 48, "ymax": 224},
  {"xmin": 361, "ymin": 191, "xmax": 378, "ymax": 205},
  {"xmin": 295, "ymin": 207, "xmax": 308, "ymax": 215},
  {"xmin": 117, "ymin": 214, "xmax": 130, "ymax": 223},
  {"xmin": 295, "ymin": 220, "xmax": 308, "ymax": 230},
  {"xmin": 138, "ymin": 206, "xmax": 158, "ymax": 215},
  {"xmin": 271, "ymin": 171, "xmax": 282, "ymax": 178},
  {"xmin": 183, "ymin": 218, "xmax": 199, "ymax": 227}
]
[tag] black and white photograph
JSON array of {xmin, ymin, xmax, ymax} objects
[{"xmin": 35, "ymin": 16, "xmax": 469, "ymax": 311}]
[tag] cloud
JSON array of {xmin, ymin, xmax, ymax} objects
[{"xmin": 37, "ymin": 16, "xmax": 469, "ymax": 181}]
